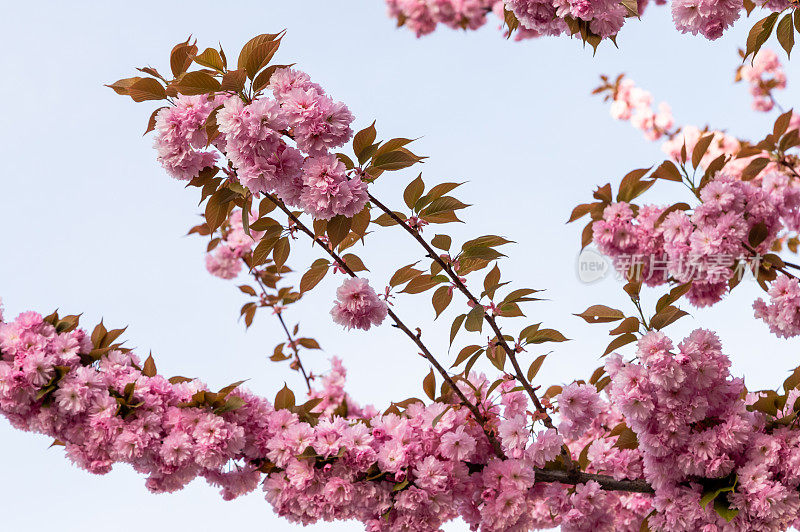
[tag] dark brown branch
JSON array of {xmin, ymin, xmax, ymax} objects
[
  {"xmin": 262, "ymin": 193, "xmax": 506, "ymax": 458},
  {"xmin": 366, "ymin": 192, "xmax": 576, "ymax": 467},
  {"xmin": 533, "ymin": 469, "xmax": 653, "ymax": 494}
]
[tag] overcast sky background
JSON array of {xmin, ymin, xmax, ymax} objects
[{"xmin": 1, "ymin": 1, "xmax": 799, "ymax": 531}]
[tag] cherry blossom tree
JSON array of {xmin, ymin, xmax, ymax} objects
[
  {"xmin": 383, "ymin": 0, "xmax": 800, "ymax": 56},
  {"xmin": 3, "ymin": 30, "xmax": 800, "ymax": 531}
]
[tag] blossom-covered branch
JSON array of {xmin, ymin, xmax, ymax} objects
[
  {"xmin": 384, "ymin": 0, "xmax": 800, "ymax": 56},
  {"xmin": 5, "ymin": 29, "xmax": 800, "ymax": 531}
]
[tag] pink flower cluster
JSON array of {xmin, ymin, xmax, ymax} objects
[
  {"xmin": 556, "ymin": 382, "xmax": 603, "ymax": 439},
  {"xmin": 153, "ymin": 94, "xmax": 225, "ymax": 180},
  {"xmin": 153, "ymin": 68, "xmax": 369, "ymax": 221},
  {"xmin": 754, "ymin": 275, "xmax": 800, "ymax": 338},
  {"xmin": 330, "ymin": 278, "xmax": 389, "ymax": 331},
  {"xmin": 0, "ymin": 307, "xmax": 653, "ymax": 530},
  {"xmin": 592, "ymin": 172, "xmax": 800, "ymax": 307},
  {"xmin": 739, "ymin": 49, "xmax": 787, "ymax": 112},
  {"xmin": 660, "ymin": 125, "xmax": 743, "ymax": 170},
  {"xmin": 609, "ymin": 78, "xmax": 674, "ymax": 141},
  {"xmin": 205, "ymin": 209, "xmax": 263, "ymax": 279},
  {"xmin": 299, "ymin": 153, "xmax": 368, "ymax": 220},
  {"xmin": 505, "ymin": 0, "xmax": 625, "ymax": 38},
  {"xmin": 385, "ymin": 0, "xmax": 496, "ymax": 37},
  {"xmin": 306, "ymin": 357, "xmax": 379, "ymax": 418},
  {"xmin": 385, "ymin": 0, "xmax": 795, "ymax": 42},
  {"xmin": 606, "ymin": 330, "xmax": 800, "ymax": 531},
  {"xmin": 671, "ymin": 0, "xmax": 741, "ymax": 40},
  {"xmin": 606, "ymin": 76, "xmax": 800, "ymax": 186}
]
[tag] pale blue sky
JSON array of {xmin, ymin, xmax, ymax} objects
[{"xmin": 1, "ymin": 1, "xmax": 798, "ymax": 531}]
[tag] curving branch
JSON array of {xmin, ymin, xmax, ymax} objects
[
  {"xmin": 261, "ymin": 192, "xmax": 507, "ymax": 458},
  {"xmin": 366, "ymin": 192, "xmax": 576, "ymax": 468}
]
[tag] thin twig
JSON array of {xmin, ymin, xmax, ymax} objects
[
  {"xmin": 366, "ymin": 192, "xmax": 576, "ymax": 469},
  {"xmin": 262, "ymin": 192, "xmax": 506, "ymax": 458},
  {"xmin": 249, "ymin": 266, "xmax": 312, "ymax": 392}
]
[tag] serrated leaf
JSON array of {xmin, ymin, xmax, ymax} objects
[
  {"xmin": 300, "ymin": 262, "xmax": 329, "ymax": 293},
  {"xmin": 452, "ymin": 345, "xmax": 482, "ymax": 367},
  {"xmin": 174, "ymin": 71, "xmax": 221, "ymax": 95},
  {"xmin": 272, "ymin": 237, "xmax": 290, "ymax": 268},
  {"xmin": 274, "ymin": 384, "xmax": 295, "ymax": 410},
  {"xmin": 527, "ymin": 354, "xmax": 547, "ymax": 381},
  {"xmin": 575, "ymin": 305, "xmax": 625, "ymax": 323},
  {"xmin": 401, "ymin": 274, "xmax": 444, "ymax": 294},
  {"xmin": 691, "ymin": 134, "xmax": 714, "ymax": 168},
  {"xmin": 194, "ymin": 48, "xmax": 225, "ymax": 71},
  {"xmin": 128, "ymin": 78, "xmax": 167, "ymax": 102},
  {"xmin": 432, "ymin": 286, "xmax": 452, "ymax": 319},
  {"xmin": 602, "ymin": 333, "xmax": 637, "ymax": 356},
  {"xmin": 342, "ymin": 253, "xmax": 368, "ymax": 272},
  {"xmin": 609, "ymin": 317, "xmax": 639, "ymax": 335},
  {"xmin": 390, "ymin": 263, "xmax": 422, "ymax": 287},
  {"xmin": 238, "ymin": 33, "xmax": 283, "ymax": 79},
  {"xmin": 526, "ymin": 328, "xmax": 568, "ymax": 344},
  {"xmin": 652, "ymin": 160, "xmax": 683, "ymax": 182},
  {"xmin": 142, "ymin": 354, "xmax": 157, "ymax": 377},
  {"xmin": 749, "ymin": 222, "xmax": 770, "ymax": 248},
  {"xmin": 372, "ymin": 148, "xmax": 422, "ymax": 171},
  {"xmin": 431, "ymin": 234, "xmax": 451, "ymax": 251},
  {"xmin": 423, "ymin": 369, "xmax": 436, "ymax": 401},
  {"xmin": 450, "ymin": 314, "xmax": 467, "ymax": 346},
  {"xmin": 464, "ymin": 305, "xmax": 484, "ymax": 333},
  {"xmin": 777, "ymin": 13, "xmax": 794, "ymax": 58},
  {"xmin": 649, "ymin": 305, "xmax": 688, "ymax": 331},
  {"xmin": 327, "ymin": 215, "xmax": 352, "ymax": 249},
  {"xmin": 353, "ymin": 121, "xmax": 377, "ymax": 163}
]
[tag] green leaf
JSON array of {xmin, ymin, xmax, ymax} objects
[
  {"xmin": 431, "ymin": 234, "xmax": 451, "ymax": 251},
  {"xmin": 526, "ymin": 328, "xmax": 568, "ymax": 344},
  {"xmin": 464, "ymin": 305, "xmax": 484, "ymax": 333},
  {"xmin": 327, "ymin": 215, "xmax": 352, "ymax": 249},
  {"xmin": 714, "ymin": 496, "xmax": 740, "ymax": 522},
  {"xmin": 460, "ymin": 246, "xmax": 504, "ymax": 261},
  {"xmin": 401, "ymin": 274, "xmax": 444, "ymax": 294},
  {"xmin": 461, "ymin": 235, "xmax": 514, "ymax": 250},
  {"xmin": 452, "ymin": 345, "xmax": 482, "ymax": 367}
]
